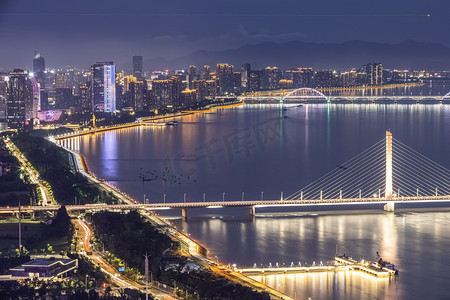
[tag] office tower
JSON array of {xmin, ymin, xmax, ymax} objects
[
  {"xmin": 181, "ymin": 89, "xmax": 197, "ymax": 107},
  {"xmin": 129, "ymin": 81, "xmax": 144, "ymax": 111},
  {"xmin": 363, "ymin": 63, "xmax": 383, "ymax": 85},
  {"xmin": 133, "ymin": 56, "xmax": 143, "ymax": 80},
  {"xmin": 286, "ymin": 68, "xmax": 314, "ymax": 88},
  {"xmin": 28, "ymin": 77, "xmax": 40, "ymax": 119},
  {"xmin": 91, "ymin": 61, "xmax": 116, "ymax": 113},
  {"xmin": 234, "ymin": 72, "xmax": 241, "ymax": 92},
  {"xmin": 261, "ymin": 67, "xmax": 282, "ymax": 90},
  {"xmin": 240, "ymin": 63, "xmax": 251, "ymax": 90},
  {"xmin": 33, "ymin": 52, "xmax": 47, "ymax": 110},
  {"xmin": 203, "ymin": 65, "xmax": 211, "ymax": 80},
  {"xmin": 205, "ymin": 79, "xmax": 217, "ymax": 98},
  {"xmin": 80, "ymin": 83, "xmax": 91, "ymax": 113},
  {"xmin": 189, "ymin": 65, "xmax": 197, "ymax": 79},
  {"xmin": 6, "ymin": 70, "xmax": 33, "ymax": 130},
  {"xmin": 0, "ymin": 74, "xmax": 7, "ymax": 120},
  {"xmin": 314, "ymin": 70, "xmax": 334, "ymax": 88},
  {"xmin": 192, "ymin": 79, "xmax": 207, "ymax": 102},
  {"xmin": 123, "ymin": 76, "xmax": 137, "ymax": 94},
  {"xmin": 216, "ymin": 63, "xmax": 234, "ymax": 95},
  {"xmin": 248, "ymin": 70, "xmax": 262, "ymax": 92},
  {"xmin": 55, "ymin": 88, "xmax": 73, "ymax": 109},
  {"xmin": 33, "ymin": 52, "xmax": 45, "ymax": 74},
  {"xmin": 55, "ymin": 73, "xmax": 67, "ymax": 89},
  {"xmin": 151, "ymin": 76, "xmax": 181, "ymax": 108}
]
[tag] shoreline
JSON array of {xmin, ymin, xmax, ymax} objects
[
  {"xmin": 49, "ymin": 103, "xmax": 290, "ymax": 299},
  {"xmin": 54, "ymin": 101, "xmax": 245, "ymax": 141}
]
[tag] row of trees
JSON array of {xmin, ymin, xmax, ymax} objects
[
  {"xmin": 10, "ymin": 131, "xmax": 119, "ymax": 205},
  {"xmin": 92, "ymin": 211, "xmax": 270, "ymax": 300}
]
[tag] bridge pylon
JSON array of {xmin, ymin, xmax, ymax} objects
[{"xmin": 385, "ymin": 131, "xmax": 393, "ymax": 200}]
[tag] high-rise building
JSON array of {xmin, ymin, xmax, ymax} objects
[
  {"xmin": 55, "ymin": 73, "xmax": 67, "ymax": 89},
  {"xmin": 0, "ymin": 74, "xmax": 8, "ymax": 120},
  {"xmin": 240, "ymin": 63, "xmax": 251, "ymax": 90},
  {"xmin": 133, "ymin": 56, "xmax": 143, "ymax": 80},
  {"xmin": 363, "ymin": 63, "xmax": 383, "ymax": 85},
  {"xmin": 28, "ymin": 77, "xmax": 40, "ymax": 119},
  {"xmin": 314, "ymin": 70, "xmax": 334, "ymax": 88},
  {"xmin": 216, "ymin": 63, "xmax": 234, "ymax": 95},
  {"xmin": 286, "ymin": 68, "xmax": 314, "ymax": 88},
  {"xmin": 80, "ymin": 83, "xmax": 91, "ymax": 113},
  {"xmin": 6, "ymin": 70, "xmax": 33, "ymax": 130},
  {"xmin": 181, "ymin": 89, "xmax": 197, "ymax": 107},
  {"xmin": 33, "ymin": 52, "xmax": 47, "ymax": 110},
  {"xmin": 203, "ymin": 65, "xmax": 211, "ymax": 80},
  {"xmin": 151, "ymin": 76, "xmax": 181, "ymax": 108},
  {"xmin": 122, "ymin": 76, "xmax": 137, "ymax": 94},
  {"xmin": 55, "ymin": 88, "xmax": 73, "ymax": 109},
  {"xmin": 248, "ymin": 70, "xmax": 262, "ymax": 92},
  {"xmin": 91, "ymin": 62, "xmax": 116, "ymax": 113},
  {"xmin": 189, "ymin": 65, "xmax": 197, "ymax": 79},
  {"xmin": 261, "ymin": 67, "xmax": 282, "ymax": 90},
  {"xmin": 129, "ymin": 81, "xmax": 144, "ymax": 111},
  {"xmin": 33, "ymin": 53, "xmax": 45, "ymax": 74}
]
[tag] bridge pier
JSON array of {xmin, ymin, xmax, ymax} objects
[
  {"xmin": 181, "ymin": 208, "xmax": 188, "ymax": 220},
  {"xmin": 384, "ymin": 202, "xmax": 395, "ymax": 212},
  {"xmin": 249, "ymin": 206, "xmax": 256, "ymax": 217}
]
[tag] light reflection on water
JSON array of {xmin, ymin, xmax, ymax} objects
[
  {"xmin": 65, "ymin": 104, "xmax": 450, "ymax": 299},
  {"xmin": 172, "ymin": 209, "xmax": 450, "ymax": 300},
  {"xmin": 249, "ymin": 271, "xmax": 394, "ymax": 300}
]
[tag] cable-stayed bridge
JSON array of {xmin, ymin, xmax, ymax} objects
[{"xmin": 3, "ymin": 131, "xmax": 450, "ymax": 218}]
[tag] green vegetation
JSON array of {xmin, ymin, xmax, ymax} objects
[
  {"xmin": 92, "ymin": 211, "xmax": 270, "ymax": 300},
  {"xmin": 0, "ymin": 206, "xmax": 72, "ymax": 255},
  {"xmin": 0, "ymin": 140, "xmax": 34, "ymax": 206},
  {"xmin": 10, "ymin": 132, "xmax": 120, "ymax": 205}
]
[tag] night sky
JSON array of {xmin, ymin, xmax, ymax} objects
[{"xmin": 0, "ymin": 0, "xmax": 449, "ymax": 69}]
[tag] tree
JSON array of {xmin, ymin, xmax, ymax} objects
[{"xmin": 52, "ymin": 205, "xmax": 72, "ymax": 237}]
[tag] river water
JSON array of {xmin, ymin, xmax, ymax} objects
[{"xmin": 64, "ymin": 101, "xmax": 450, "ymax": 300}]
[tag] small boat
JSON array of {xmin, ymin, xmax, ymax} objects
[{"xmin": 166, "ymin": 121, "xmax": 178, "ymax": 126}]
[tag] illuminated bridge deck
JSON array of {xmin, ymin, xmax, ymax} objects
[{"xmin": 2, "ymin": 195, "xmax": 450, "ymax": 214}]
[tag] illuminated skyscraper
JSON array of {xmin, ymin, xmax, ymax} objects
[
  {"xmin": 129, "ymin": 81, "xmax": 144, "ymax": 111},
  {"xmin": 261, "ymin": 67, "xmax": 281, "ymax": 90},
  {"xmin": 216, "ymin": 63, "xmax": 234, "ymax": 95},
  {"xmin": 6, "ymin": 69, "xmax": 33, "ymax": 129},
  {"xmin": 33, "ymin": 52, "xmax": 45, "ymax": 76},
  {"xmin": 55, "ymin": 72, "xmax": 67, "ymax": 89},
  {"xmin": 240, "ymin": 63, "xmax": 250, "ymax": 90},
  {"xmin": 91, "ymin": 62, "xmax": 116, "ymax": 113},
  {"xmin": 363, "ymin": 63, "xmax": 383, "ymax": 85},
  {"xmin": 0, "ymin": 74, "xmax": 7, "ymax": 120},
  {"xmin": 133, "ymin": 56, "xmax": 143, "ymax": 80},
  {"xmin": 203, "ymin": 65, "xmax": 211, "ymax": 80},
  {"xmin": 32, "ymin": 52, "xmax": 47, "ymax": 110}
]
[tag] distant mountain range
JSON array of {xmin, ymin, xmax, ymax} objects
[{"xmin": 144, "ymin": 40, "xmax": 450, "ymax": 71}]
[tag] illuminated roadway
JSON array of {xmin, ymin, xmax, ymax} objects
[{"xmin": 4, "ymin": 139, "xmax": 52, "ymax": 206}]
